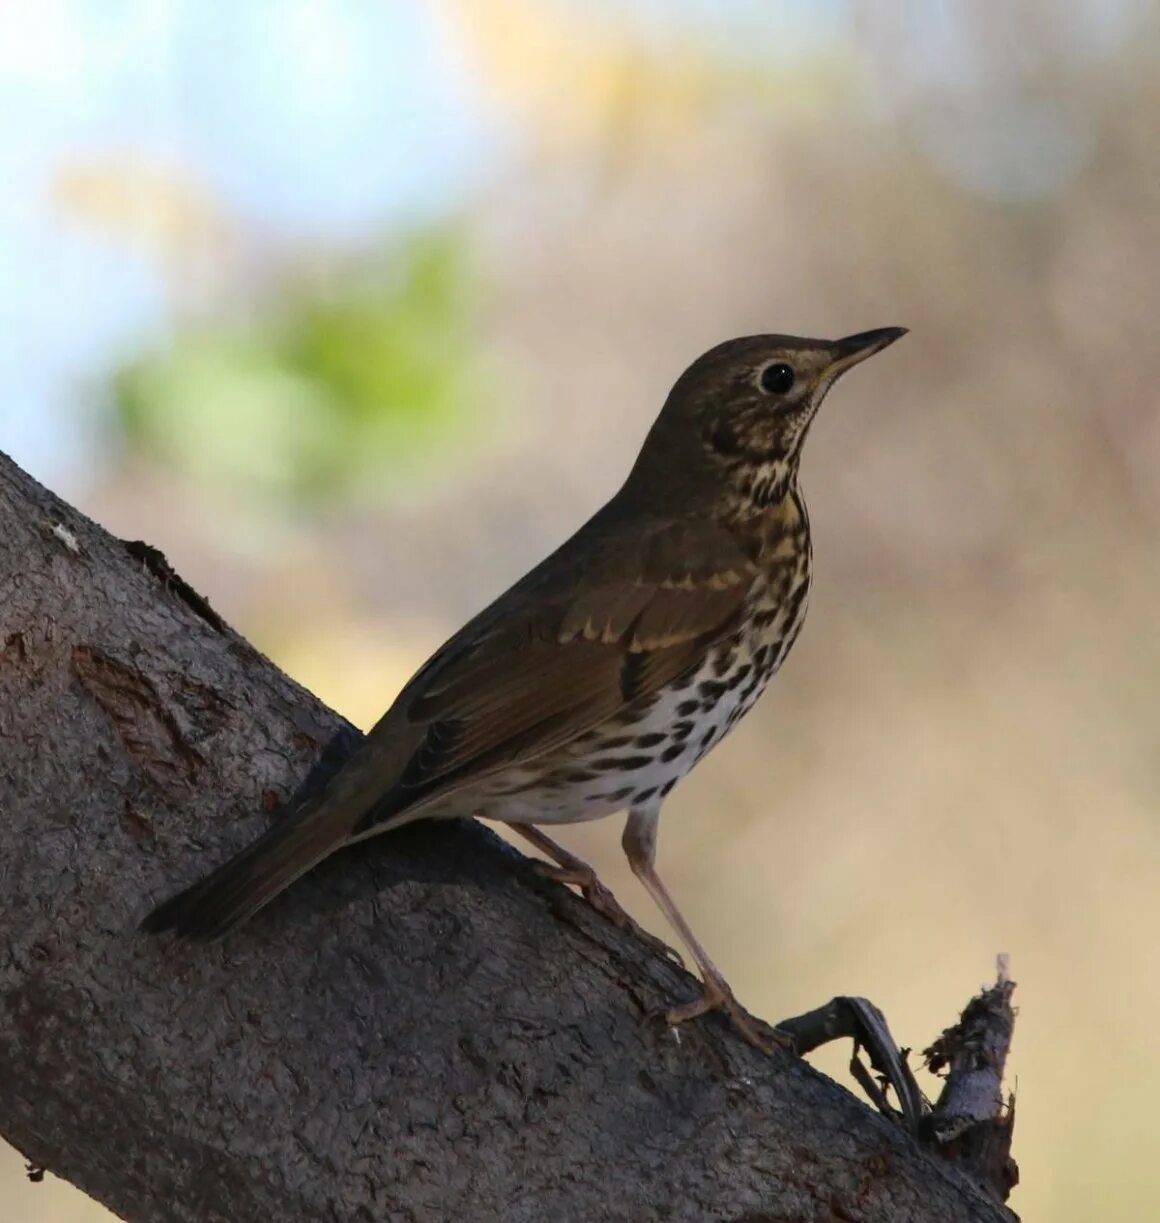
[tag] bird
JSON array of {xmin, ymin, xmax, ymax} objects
[{"xmin": 142, "ymin": 327, "xmax": 907, "ymax": 1049}]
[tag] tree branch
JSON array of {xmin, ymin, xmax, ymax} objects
[
  {"xmin": 0, "ymin": 452, "xmax": 1015, "ymax": 1222},
  {"xmin": 922, "ymin": 960, "xmax": 1019, "ymax": 1201}
]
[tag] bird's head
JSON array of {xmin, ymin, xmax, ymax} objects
[{"xmin": 629, "ymin": 328, "xmax": 906, "ymax": 512}]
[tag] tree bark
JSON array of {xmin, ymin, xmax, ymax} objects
[{"xmin": 0, "ymin": 452, "xmax": 1014, "ymax": 1223}]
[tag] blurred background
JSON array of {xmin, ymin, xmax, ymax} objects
[{"xmin": 2, "ymin": 0, "xmax": 1158, "ymax": 1218}]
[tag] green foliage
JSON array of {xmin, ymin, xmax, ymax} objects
[{"xmin": 111, "ymin": 224, "xmax": 486, "ymax": 504}]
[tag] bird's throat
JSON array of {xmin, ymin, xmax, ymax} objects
[{"xmin": 724, "ymin": 456, "xmax": 798, "ymax": 517}]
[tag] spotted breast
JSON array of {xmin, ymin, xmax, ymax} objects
[{"xmin": 468, "ymin": 491, "xmax": 813, "ymax": 826}]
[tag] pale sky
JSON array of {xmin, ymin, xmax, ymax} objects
[{"xmin": 0, "ymin": 0, "xmax": 1141, "ymax": 488}]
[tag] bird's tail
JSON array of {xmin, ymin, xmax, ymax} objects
[
  {"xmin": 139, "ymin": 808, "xmax": 346, "ymax": 940},
  {"xmin": 141, "ymin": 733, "xmax": 407, "ymax": 939}
]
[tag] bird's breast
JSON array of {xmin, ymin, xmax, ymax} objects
[{"xmin": 467, "ymin": 553, "xmax": 813, "ymax": 826}]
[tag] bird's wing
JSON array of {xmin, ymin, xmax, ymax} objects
[
  {"xmin": 381, "ymin": 516, "xmax": 756, "ymax": 811},
  {"xmin": 138, "ymin": 518, "xmax": 756, "ymax": 938}
]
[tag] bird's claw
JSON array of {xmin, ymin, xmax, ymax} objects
[
  {"xmin": 533, "ymin": 861, "xmax": 684, "ymax": 967},
  {"xmin": 651, "ymin": 979, "xmax": 794, "ymax": 1054}
]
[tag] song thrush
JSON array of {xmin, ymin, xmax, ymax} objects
[{"xmin": 143, "ymin": 327, "xmax": 907, "ymax": 1048}]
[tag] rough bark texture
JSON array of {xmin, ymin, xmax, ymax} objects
[
  {"xmin": 0, "ymin": 452, "xmax": 1015, "ymax": 1223},
  {"xmin": 923, "ymin": 973, "xmax": 1019, "ymax": 1202}
]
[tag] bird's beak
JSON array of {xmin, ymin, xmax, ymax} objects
[{"xmin": 824, "ymin": 327, "xmax": 908, "ymax": 380}]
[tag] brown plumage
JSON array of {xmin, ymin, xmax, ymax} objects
[{"xmin": 142, "ymin": 327, "xmax": 907, "ymax": 1048}]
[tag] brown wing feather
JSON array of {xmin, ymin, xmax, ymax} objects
[{"xmin": 383, "ymin": 517, "xmax": 755, "ymax": 809}]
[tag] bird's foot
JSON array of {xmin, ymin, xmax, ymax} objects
[
  {"xmin": 662, "ymin": 974, "xmax": 793, "ymax": 1054},
  {"xmin": 533, "ymin": 861, "xmax": 684, "ymax": 967}
]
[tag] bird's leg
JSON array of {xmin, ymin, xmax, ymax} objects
[
  {"xmin": 622, "ymin": 808, "xmax": 788, "ymax": 1052},
  {"xmin": 510, "ymin": 822, "xmax": 623, "ymax": 915},
  {"xmin": 509, "ymin": 822, "xmax": 681, "ymax": 963}
]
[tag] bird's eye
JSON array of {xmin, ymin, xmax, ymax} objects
[{"xmin": 759, "ymin": 363, "xmax": 795, "ymax": 395}]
